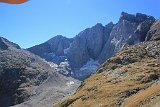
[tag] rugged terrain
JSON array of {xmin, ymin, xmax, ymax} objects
[
  {"xmin": 1, "ymin": 12, "xmax": 159, "ymax": 107},
  {"xmin": 0, "ymin": 37, "xmax": 80, "ymax": 107},
  {"xmin": 28, "ymin": 35, "xmax": 73, "ymax": 64},
  {"xmin": 28, "ymin": 12, "xmax": 155, "ymax": 80},
  {"xmin": 55, "ymin": 19, "xmax": 160, "ymax": 107}
]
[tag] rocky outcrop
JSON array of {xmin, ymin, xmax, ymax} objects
[
  {"xmin": 146, "ymin": 19, "xmax": 160, "ymax": 41},
  {"xmin": 66, "ymin": 22, "xmax": 114, "ymax": 80},
  {"xmin": 98, "ymin": 12, "xmax": 155, "ymax": 63},
  {"xmin": 28, "ymin": 35, "xmax": 73, "ymax": 64},
  {"xmin": 0, "ymin": 40, "xmax": 50, "ymax": 106},
  {"xmin": 120, "ymin": 12, "xmax": 154, "ymax": 23},
  {"xmin": 67, "ymin": 23, "xmax": 113, "ymax": 69},
  {"xmin": 135, "ymin": 16, "xmax": 155, "ymax": 42},
  {"xmin": 0, "ymin": 37, "xmax": 20, "ymax": 50},
  {"xmin": 0, "ymin": 37, "xmax": 80, "ymax": 107}
]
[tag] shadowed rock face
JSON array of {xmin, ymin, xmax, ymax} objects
[
  {"xmin": 67, "ymin": 23, "xmax": 114, "ymax": 69},
  {"xmin": 0, "ymin": 39, "xmax": 51, "ymax": 106},
  {"xmin": 98, "ymin": 12, "xmax": 155, "ymax": 63},
  {"xmin": 0, "ymin": 37, "xmax": 20, "ymax": 50},
  {"xmin": 0, "ymin": 37, "xmax": 80, "ymax": 107},
  {"xmin": 65, "ymin": 23, "xmax": 114, "ymax": 80},
  {"xmin": 146, "ymin": 19, "xmax": 160, "ymax": 41},
  {"xmin": 120, "ymin": 12, "xmax": 154, "ymax": 23},
  {"xmin": 28, "ymin": 35, "xmax": 73, "ymax": 64}
]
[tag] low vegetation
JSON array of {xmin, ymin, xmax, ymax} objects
[{"xmin": 55, "ymin": 40, "xmax": 160, "ymax": 107}]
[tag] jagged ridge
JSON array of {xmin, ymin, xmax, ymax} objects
[{"xmin": 28, "ymin": 12, "xmax": 156, "ymax": 80}]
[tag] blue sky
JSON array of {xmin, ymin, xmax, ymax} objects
[{"xmin": 0, "ymin": 0, "xmax": 160, "ymax": 48}]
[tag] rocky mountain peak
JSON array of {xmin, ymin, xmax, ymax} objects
[
  {"xmin": 47, "ymin": 35, "xmax": 68, "ymax": 43},
  {"xmin": 28, "ymin": 35, "xmax": 73, "ymax": 64},
  {"xmin": 28, "ymin": 12, "xmax": 157, "ymax": 80},
  {"xmin": 105, "ymin": 21, "xmax": 114, "ymax": 27},
  {"xmin": 120, "ymin": 12, "xmax": 155, "ymax": 23},
  {"xmin": 0, "ymin": 37, "xmax": 20, "ymax": 50},
  {"xmin": 93, "ymin": 23, "xmax": 103, "ymax": 28}
]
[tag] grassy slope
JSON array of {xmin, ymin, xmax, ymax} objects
[
  {"xmin": 122, "ymin": 85, "xmax": 160, "ymax": 107},
  {"xmin": 55, "ymin": 40, "xmax": 160, "ymax": 107}
]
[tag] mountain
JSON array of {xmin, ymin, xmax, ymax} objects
[
  {"xmin": 98, "ymin": 12, "xmax": 155, "ymax": 62},
  {"xmin": 0, "ymin": 37, "xmax": 80, "ymax": 107},
  {"xmin": 28, "ymin": 35, "xmax": 73, "ymax": 64},
  {"xmin": 28, "ymin": 12, "xmax": 155, "ymax": 80},
  {"xmin": 66, "ymin": 22, "xmax": 114, "ymax": 79},
  {"xmin": 1, "ymin": 12, "xmax": 159, "ymax": 107},
  {"xmin": 0, "ymin": 37, "xmax": 20, "ymax": 50},
  {"xmin": 55, "ymin": 19, "xmax": 160, "ymax": 107}
]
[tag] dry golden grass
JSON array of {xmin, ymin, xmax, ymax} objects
[
  {"xmin": 56, "ymin": 59, "xmax": 160, "ymax": 107},
  {"xmin": 122, "ymin": 85, "xmax": 160, "ymax": 107},
  {"xmin": 55, "ymin": 40, "xmax": 160, "ymax": 107}
]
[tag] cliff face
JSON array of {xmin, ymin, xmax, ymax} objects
[
  {"xmin": 28, "ymin": 22, "xmax": 114, "ymax": 80},
  {"xmin": 146, "ymin": 19, "xmax": 160, "ymax": 41},
  {"xmin": 28, "ymin": 12, "xmax": 156, "ymax": 80},
  {"xmin": 0, "ymin": 38, "xmax": 51, "ymax": 106},
  {"xmin": 68, "ymin": 23, "xmax": 114, "ymax": 67},
  {"xmin": 55, "ymin": 35, "xmax": 160, "ymax": 107},
  {"xmin": 98, "ymin": 12, "xmax": 155, "ymax": 63}
]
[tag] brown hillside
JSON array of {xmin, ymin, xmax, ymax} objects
[
  {"xmin": 122, "ymin": 85, "xmax": 160, "ymax": 107},
  {"xmin": 55, "ymin": 40, "xmax": 160, "ymax": 107}
]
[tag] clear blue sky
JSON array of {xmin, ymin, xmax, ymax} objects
[{"xmin": 0, "ymin": 0, "xmax": 160, "ymax": 48}]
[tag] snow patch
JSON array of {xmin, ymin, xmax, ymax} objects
[
  {"xmin": 67, "ymin": 81, "xmax": 74, "ymax": 86},
  {"xmin": 75, "ymin": 58, "xmax": 100, "ymax": 80},
  {"xmin": 44, "ymin": 52, "xmax": 56, "ymax": 57},
  {"xmin": 64, "ymin": 43, "xmax": 72, "ymax": 54},
  {"xmin": 58, "ymin": 61, "xmax": 71, "ymax": 76},
  {"xmin": 47, "ymin": 62, "xmax": 58, "ymax": 68},
  {"xmin": 64, "ymin": 48, "xmax": 69, "ymax": 54},
  {"xmin": 111, "ymin": 37, "xmax": 121, "ymax": 47},
  {"xmin": 80, "ymin": 58, "xmax": 100, "ymax": 73}
]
